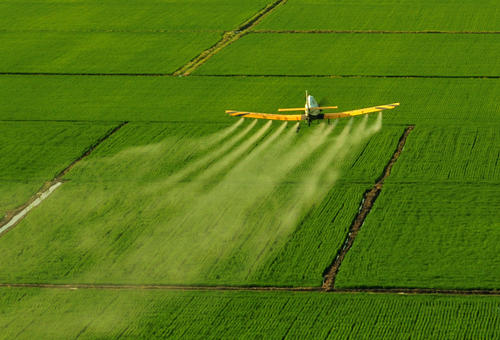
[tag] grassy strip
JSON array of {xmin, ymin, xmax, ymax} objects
[
  {"xmin": 255, "ymin": 0, "xmax": 500, "ymax": 32},
  {"xmin": 195, "ymin": 33, "xmax": 500, "ymax": 76},
  {"xmin": 0, "ymin": 76, "xmax": 498, "ymax": 126},
  {"xmin": 1, "ymin": 288, "xmax": 500, "ymax": 339},
  {"xmin": 174, "ymin": 0, "xmax": 288, "ymax": 75}
]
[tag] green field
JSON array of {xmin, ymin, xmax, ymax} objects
[
  {"xmin": 336, "ymin": 183, "xmax": 500, "ymax": 289},
  {"xmin": 0, "ymin": 121, "xmax": 406, "ymax": 286},
  {"xmin": 0, "ymin": 32, "xmax": 221, "ymax": 74},
  {"xmin": 0, "ymin": 121, "xmax": 116, "ymax": 220},
  {"xmin": 1, "ymin": 0, "xmax": 499, "ymax": 337},
  {"xmin": 196, "ymin": 33, "xmax": 500, "ymax": 76},
  {"xmin": 1, "ymin": 76, "xmax": 498, "ymax": 126},
  {"xmin": 2, "ymin": 288, "xmax": 500, "ymax": 339},
  {"xmin": 390, "ymin": 126, "xmax": 500, "ymax": 182},
  {"xmin": 0, "ymin": 0, "xmax": 270, "ymax": 31},
  {"xmin": 256, "ymin": 0, "xmax": 500, "ymax": 31}
]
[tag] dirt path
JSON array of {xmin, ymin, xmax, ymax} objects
[
  {"xmin": 253, "ymin": 30, "xmax": 500, "ymax": 34},
  {"xmin": 322, "ymin": 126, "xmax": 414, "ymax": 291},
  {"xmin": 0, "ymin": 122, "xmax": 128, "ymax": 236},
  {"xmin": 2, "ymin": 72, "xmax": 498, "ymax": 79},
  {"xmin": 1, "ymin": 283, "xmax": 499, "ymax": 296}
]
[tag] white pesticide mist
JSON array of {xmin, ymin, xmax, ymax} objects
[
  {"xmin": 114, "ymin": 116, "xmax": 383, "ymax": 284},
  {"xmin": 196, "ymin": 120, "xmax": 272, "ymax": 182},
  {"xmin": 151, "ymin": 119, "xmax": 257, "ymax": 189}
]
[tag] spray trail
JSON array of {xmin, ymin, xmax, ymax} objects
[
  {"xmin": 195, "ymin": 121, "xmax": 272, "ymax": 183},
  {"xmin": 158, "ymin": 120, "xmax": 257, "ymax": 187},
  {"xmin": 202, "ymin": 118, "xmax": 244, "ymax": 149},
  {"xmin": 119, "ymin": 116, "xmax": 383, "ymax": 284},
  {"xmin": 279, "ymin": 116, "xmax": 382, "ymax": 234},
  {"xmin": 157, "ymin": 123, "xmax": 340, "ymax": 277}
]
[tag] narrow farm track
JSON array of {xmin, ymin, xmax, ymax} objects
[
  {"xmin": 1, "ymin": 73, "xmax": 498, "ymax": 79},
  {"xmin": 253, "ymin": 30, "xmax": 500, "ymax": 34},
  {"xmin": 0, "ymin": 121, "xmax": 128, "ymax": 236},
  {"xmin": 172, "ymin": 0, "xmax": 288, "ymax": 76},
  {"xmin": 1, "ymin": 283, "xmax": 499, "ymax": 297},
  {"xmin": 322, "ymin": 125, "xmax": 415, "ymax": 291}
]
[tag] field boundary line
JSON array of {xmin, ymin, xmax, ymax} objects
[
  {"xmin": 194, "ymin": 74, "xmax": 500, "ymax": 79},
  {"xmin": 0, "ymin": 121, "xmax": 128, "ymax": 236},
  {"xmin": 1, "ymin": 73, "xmax": 498, "ymax": 79},
  {"xmin": 322, "ymin": 125, "xmax": 415, "ymax": 291},
  {"xmin": 172, "ymin": 0, "xmax": 288, "ymax": 76},
  {"xmin": 1, "ymin": 283, "xmax": 499, "ymax": 296},
  {"xmin": 252, "ymin": 30, "xmax": 500, "ymax": 34},
  {"xmin": 0, "ymin": 29, "xmax": 224, "ymax": 34},
  {"xmin": 0, "ymin": 283, "xmax": 320, "ymax": 292}
]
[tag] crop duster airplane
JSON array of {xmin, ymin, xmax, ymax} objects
[{"xmin": 226, "ymin": 91, "xmax": 399, "ymax": 131}]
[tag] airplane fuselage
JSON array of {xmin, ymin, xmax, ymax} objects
[{"xmin": 305, "ymin": 94, "xmax": 324, "ymax": 123}]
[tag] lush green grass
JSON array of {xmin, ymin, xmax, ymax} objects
[
  {"xmin": 1, "ymin": 76, "xmax": 498, "ymax": 126},
  {"xmin": 336, "ymin": 183, "xmax": 500, "ymax": 290},
  {"xmin": 390, "ymin": 126, "xmax": 500, "ymax": 183},
  {"xmin": 196, "ymin": 33, "xmax": 500, "ymax": 76},
  {"xmin": 256, "ymin": 0, "xmax": 500, "ymax": 31},
  {"xmin": 0, "ymin": 121, "xmax": 116, "ymax": 219},
  {"xmin": 336, "ymin": 126, "xmax": 500, "ymax": 289},
  {"xmin": 0, "ymin": 32, "xmax": 221, "ymax": 73},
  {"xmin": 0, "ymin": 0, "xmax": 270, "ymax": 31},
  {"xmin": 1, "ymin": 288, "xmax": 500, "ymax": 339},
  {"xmin": 0, "ymin": 121, "xmax": 402, "ymax": 286}
]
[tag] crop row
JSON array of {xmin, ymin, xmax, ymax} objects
[
  {"xmin": 0, "ymin": 0, "xmax": 270, "ymax": 32},
  {"xmin": 390, "ymin": 126, "xmax": 500, "ymax": 183},
  {"xmin": 0, "ymin": 32, "xmax": 221, "ymax": 74},
  {"xmin": 0, "ymin": 121, "xmax": 115, "ymax": 219},
  {"xmin": 255, "ymin": 0, "xmax": 500, "ymax": 31},
  {"xmin": 1, "ymin": 288, "xmax": 499, "ymax": 339},
  {"xmin": 0, "ymin": 76, "xmax": 498, "ymax": 126},
  {"xmin": 196, "ymin": 33, "xmax": 500, "ymax": 76},
  {"xmin": 336, "ymin": 183, "xmax": 500, "ymax": 290},
  {"xmin": 0, "ymin": 121, "xmax": 402, "ymax": 286}
]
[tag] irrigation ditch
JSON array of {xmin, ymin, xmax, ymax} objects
[
  {"xmin": 253, "ymin": 30, "xmax": 500, "ymax": 34},
  {"xmin": 1, "ymin": 283, "xmax": 499, "ymax": 297},
  {"xmin": 0, "ymin": 121, "xmax": 128, "ymax": 236},
  {"xmin": 1, "ymin": 73, "xmax": 498, "ymax": 79},
  {"xmin": 322, "ymin": 125, "xmax": 414, "ymax": 290}
]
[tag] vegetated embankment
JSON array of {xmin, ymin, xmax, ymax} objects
[{"xmin": 173, "ymin": 0, "xmax": 288, "ymax": 76}]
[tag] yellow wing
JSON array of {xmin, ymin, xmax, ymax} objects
[
  {"xmin": 323, "ymin": 103, "xmax": 399, "ymax": 119},
  {"xmin": 226, "ymin": 110, "xmax": 304, "ymax": 121},
  {"xmin": 278, "ymin": 106, "xmax": 338, "ymax": 112}
]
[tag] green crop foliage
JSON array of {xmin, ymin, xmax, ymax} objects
[
  {"xmin": 0, "ymin": 120, "xmax": 402, "ymax": 286},
  {"xmin": 1, "ymin": 288, "xmax": 500, "ymax": 339},
  {"xmin": 196, "ymin": 33, "xmax": 500, "ymax": 76},
  {"xmin": 0, "ymin": 32, "xmax": 221, "ymax": 74},
  {"xmin": 0, "ymin": 0, "xmax": 270, "ymax": 31},
  {"xmin": 256, "ymin": 0, "xmax": 500, "ymax": 31},
  {"xmin": 0, "ymin": 76, "xmax": 498, "ymax": 126},
  {"xmin": 336, "ymin": 183, "xmax": 500, "ymax": 289},
  {"xmin": 390, "ymin": 126, "xmax": 500, "ymax": 183},
  {"xmin": 336, "ymin": 125, "xmax": 500, "ymax": 289},
  {"xmin": 0, "ymin": 121, "xmax": 115, "ymax": 219}
]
